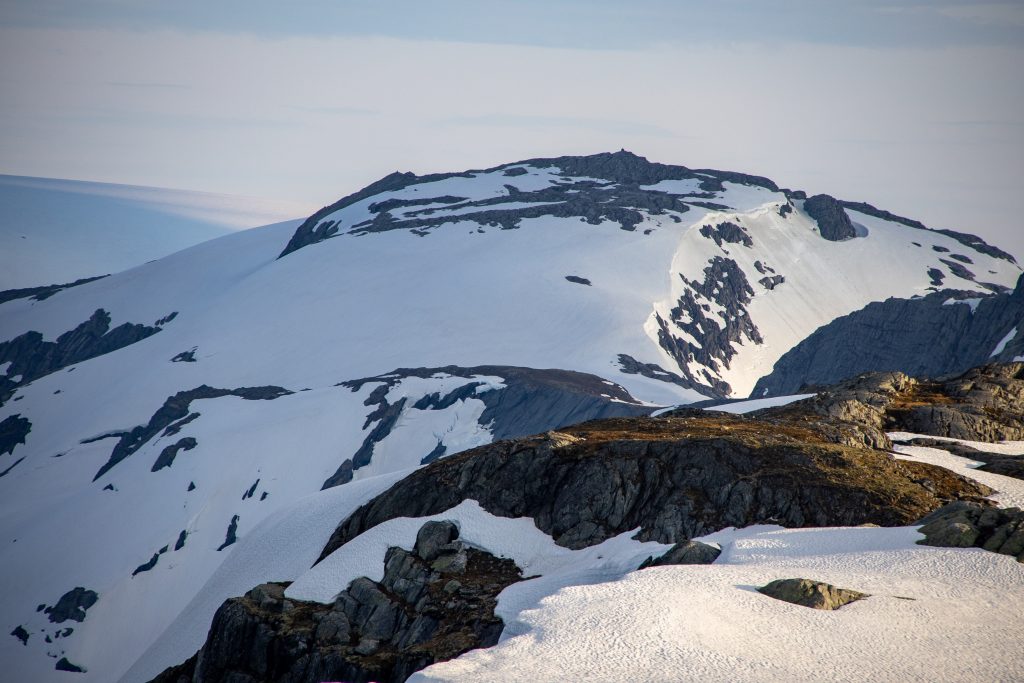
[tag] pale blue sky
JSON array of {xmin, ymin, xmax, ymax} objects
[{"xmin": 2, "ymin": 1, "xmax": 1022, "ymax": 257}]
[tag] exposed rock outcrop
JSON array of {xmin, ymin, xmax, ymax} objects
[
  {"xmin": 638, "ymin": 540, "xmax": 721, "ymax": 569},
  {"xmin": 322, "ymin": 366, "xmax": 650, "ymax": 489},
  {"xmin": 803, "ymin": 194, "xmax": 856, "ymax": 241},
  {"xmin": 655, "ymin": 256, "xmax": 763, "ymax": 398},
  {"xmin": 44, "ymin": 587, "xmax": 98, "ymax": 624},
  {"xmin": 916, "ymin": 501, "xmax": 1024, "ymax": 562},
  {"xmin": 319, "ymin": 414, "xmax": 989, "ymax": 561},
  {"xmin": 759, "ymin": 362, "xmax": 1024, "ymax": 449},
  {"xmin": 277, "ymin": 151, "xmax": 783, "ymax": 258},
  {"xmin": 757, "ymin": 578, "xmax": 868, "ymax": 610},
  {"xmin": 752, "ymin": 277, "xmax": 1024, "ymax": 398},
  {"xmin": 0, "ymin": 274, "xmax": 108, "ymax": 305},
  {"xmin": 0, "ymin": 413, "xmax": 31, "ymax": 456},
  {"xmin": 94, "ymin": 385, "xmax": 292, "ymax": 481},
  {"xmin": 151, "ymin": 521, "xmax": 522, "ymax": 683},
  {"xmin": 0, "ymin": 308, "xmax": 168, "ymax": 405}
]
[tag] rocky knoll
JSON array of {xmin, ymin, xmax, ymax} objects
[
  {"xmin": 758, "ymin": 362, "xmax": 1024, "ymax": 450},
  {"xmin": 917, "ymin": 501, "xmax": 1024, "ymax": 562},
  {"xmin": 319, "ymin": 414, "xmax": 990, "ymax": 561},
  {"xmin": 151, "ymin": 521, "xmax": 522, "ymax": 683}
]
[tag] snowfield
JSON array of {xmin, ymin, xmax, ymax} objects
[{"xmin": 1, "ymin": 155, "xmax": 1021, "ymax": 681}]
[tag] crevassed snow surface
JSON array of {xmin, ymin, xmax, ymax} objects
[
  {"xmin": 2, "ymin": 161, "xmax": 1021, "ymax": 682},
  {"xmin": 0, "ymin": 174, "xmax": 308, "ymax": 289}
]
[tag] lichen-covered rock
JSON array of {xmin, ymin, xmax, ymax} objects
[
  {"xmin": 319, "ymin": 412, "xmax": 990, "ymax": 560},
  {"xmin": 757, "ymin": 578, "xmax": 868, "ymax": 610},
  {"xmin": 917, "ymin": 501, "xmax": 1024, "ymax": 562},
  {"xmin": 759, "ymin": 362, "xmax": 1024, "ymax": 449}
]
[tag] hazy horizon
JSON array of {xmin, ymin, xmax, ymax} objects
[{"xmin": 2, "ymin": 1, "xmax": 1022, "ymax": 259}]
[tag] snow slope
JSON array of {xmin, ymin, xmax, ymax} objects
[
  {"xmin": 1, "ymin": 152, "xmax": 1020, "ymax": 681},
  {"xmin": 0, "ymin": 174, "xmax": 308, "ymax": 289}
]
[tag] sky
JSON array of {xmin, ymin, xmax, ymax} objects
[{"xmin": 1, "ymin": 0, "xmax": 1022, "ymax": 259}]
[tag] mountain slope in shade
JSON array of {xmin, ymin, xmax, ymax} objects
[
  {"xmin": 753, "ymin": 274, "xmax": 1024, "ymax": 397},
  {"xmin": 0, "ymin": 174, "xmax": 308, "ymax": 290},
  {"xmin": 0, "ymin": 151, "xmax": 1020, "ymax": 682}
]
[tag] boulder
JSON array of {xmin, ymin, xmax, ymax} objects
[{"xmin": 757, "ymin": 578, "xmax": 868, "ymax": 610}]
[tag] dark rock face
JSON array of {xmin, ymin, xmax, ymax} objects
[
  {"xmin": 941, "ymin": 258, "xmax": 976, "ymax": 282},
  {"xmin": 757, "ymin": 579, "xmax": 867, "ymax": 610},
  {"xmin": 638, "ymin": 541, "xmax": 721, "ymax": 569},
  {"xmin": 217, "ymin": 515, "xmax": 240, "ymax": 551},
  {"xmin": 151, "ymin": 521, "xmax": 522, "ymax": 683},
  {"xmin": 94, "ymin": 385, "xmax": 291, "ymax": 481},
  {"xmin": 45, "ymin": 587, "xmax": 98, "ymax": 623},
  {"xmin": 319, "ymin": 416, "xmax": 989, "ymax": 561},
  {"xmin": 55, "ymin": 657, "xmax": 86, "ymax": 673},
  {"xmin": 10, "ymin": 624, "xmax": 29, "ymax": 645},
  {"xmin": 151, "ymin": 437, "xmax": 198, "ymax": 472},
  {"xmin": 321, "ymin": 366, "xmax": 650, "ymax": 489},
  {"xmin": 564, "ymin": 275, "xmax": 592, "ymax": 286},
  {"xmin": 916, "ymin": 501, "xmax": 1024, "ymax": 562},
  {"xmin": 133, "ymin": 552, "xmax": 161, "ymax": 576},
  {"xmin": 803, "ymin": 195, "xmax": 856, "ymax": 241},
  {"xmin": 616, "ymin": 354, "xmax": 696, "ymax": 392},
  {"xmin": 277, "ymin": 151, "xmax": 782, "ymax": 257},
  {"xmin": 655, "ymin": 257, "xmax": 763, "ymax": 398},
  {"xmin": 699, "ymin": 221, "xmax": 753, "ymax": 248},
  {"xmin": 0, "ymin": 308, "xmax": 166, "ymax": 405},
  {"xmin": 752, "ymin": 277, "xmax": 1024, "ymax": 398},
  {"xmin": 0, "ymin": 414, "xmax": 31, "ymax": 456},
  {"xmin": 0, "ymin": 274, "xmax": 108, "ymax": 306},
  {"xmin": 759, "ymin": 363, "xmax": 1024, "ymax": 449}
]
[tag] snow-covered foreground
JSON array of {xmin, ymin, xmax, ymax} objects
[
  {"xmin": 128, "ymin": 436, "xmax": 1024, "ymax": 683},
  {"xmin": 0, "ymin": 174, "xmax": 308, "ymax": 289},
  {"xmin": 413, "ymin": 524, "xmax": 1024, "ymax": 683}
]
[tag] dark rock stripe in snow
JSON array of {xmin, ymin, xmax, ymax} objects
[
  {"xmin": 0, "ymin": 308, "xmax": 165, "ymax": 405},
  {"xmin": 94, "ymin": 385, "xmax": 291, "ymax": 481}
]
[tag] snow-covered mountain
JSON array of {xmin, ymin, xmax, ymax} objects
[
  {"xmin": 1, "ymin": 151, "xmax": 1021, "ymax": 681},
  {"xmin": 0, "ymin": 174, "xmax": 308, "ymax": 290}
]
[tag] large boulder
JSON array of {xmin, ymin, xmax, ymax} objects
[{"xmin": 757, "ymin": 578, "xmax": 868, "ymax": 610}]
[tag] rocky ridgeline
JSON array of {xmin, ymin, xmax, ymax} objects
[
  {"xmin": 758, "ymin": 362, "xmax": 1024, "ymax": 450},
  {"xmin": 151, "ymin": 521, "xmax": 522, "ymax": 683}
]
